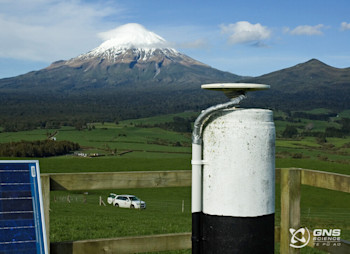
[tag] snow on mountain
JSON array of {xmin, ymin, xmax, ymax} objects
[
  {"xmin": 67, "ymin": 23, "xmax": 195, "ymax": 65},
  {"xmin": 40, "ymin": 23, "xmax": 238, "ymax": 86},
  {"xmin": 97, "ymin": 23, "xmax": 168, "ymax": 51}
]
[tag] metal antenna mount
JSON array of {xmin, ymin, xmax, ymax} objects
[{"xmin": 201, "ymin": 83, "xmax": 270, "ymax": 100}]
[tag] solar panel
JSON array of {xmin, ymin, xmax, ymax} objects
[{"xmin": 0, "ymin": 161, "xmax": 48, "ymax": 254}]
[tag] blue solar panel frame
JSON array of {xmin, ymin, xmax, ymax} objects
[{"xmin": 0, "ymin": 160, "xmax": 48, "ymax": 254}]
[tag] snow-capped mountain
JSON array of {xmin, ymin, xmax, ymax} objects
[
  {"xmin": 0, "ymin": 23, "xmax": 242, "ymax": 122},
  {"xmin": 0, "ymin": 24, "xmax": 349, "ymax": 126},
  {"xmin": 48, "ymin": 23, "xmax": 210, "ymax": 78},
  {"xmin": 25, "ymin": 23, "xmax": 241, "ymax": 90},
  {"xmin": 71, "ymin": 23, "xmax": 181, "ymax": 63}
]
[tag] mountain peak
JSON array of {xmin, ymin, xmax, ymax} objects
[
  {"xmin": 67, "ymin": 23, "xmax": 183, "ymax": 64},
  {"xmin": 306, "ymin": 58, "xmax": 322, "ymax": 63},
  {"xmin": 303, "ymin": 58, "xmax": 327, "ymax": 66},
  {"xmin": 290, "ymin": 58, "xmax": 340, "ymax": 73},
  {"xmin": 97, "ymin": 23, "xmax": 168, "ymax": 51}
]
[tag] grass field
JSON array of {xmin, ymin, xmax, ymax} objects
[
  {"xmin": 1, "ymin": 110, "xmax": 349, "ymax": 175},
  {"xmin": 0, "ymin": 109, "xmax": 349, "ymax": 253},
  {"xmin": 50, "ymin": 187, "xmax": 192, "ymax": 242},
  {"xmin": 49, "ymin": 184, "xmax": 349, "ymax": 253}
]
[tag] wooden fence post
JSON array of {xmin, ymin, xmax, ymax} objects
[
  {"xmin": 280, "ymin": 168, "xmax": 301, "ymax": 254},
  {"xmin": 41, "ymin": 174, "xmax": 50, "ymax": 253}
]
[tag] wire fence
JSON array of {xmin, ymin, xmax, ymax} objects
[
  {"xmin": 53, "ymin": 194, "xmax": 86, "ymax": 203},
  {"xmin": 52, "ymin": 194, "xmax": 191, "ymax": 213},
  {"xmin": 275, "ymin": 207, "xmax": 350, "ymax": 236},
  {"xmin": 52, "ymin": 194, "xmax": 349, "ymax": 220},
  {"xmin": 301, "ymin": 207, "xmax": 350, "ymax": 220}
]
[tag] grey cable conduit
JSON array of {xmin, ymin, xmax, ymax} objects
[{"xmin": 192, "ymin": 94, "xmax": 246, "ymax": 145}]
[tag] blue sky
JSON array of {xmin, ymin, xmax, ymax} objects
[{"xmin": 0, "ymin": 0, "xmax": 349, "ymax": 78}]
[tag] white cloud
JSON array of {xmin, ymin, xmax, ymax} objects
[
  {"xmin": 340, "ymin": 22, "xmax": 350, "ymax": 31},
  {"xmin": 287, "ymin": 24, "xmax": 325, "ymax": 35},
  {"xmin": 220, "ymin": 21, "xmax": 271, "ymax": 47},
  {"xmin": 0, "ymin": 0, "xmax": 124, "ymax": 62}
]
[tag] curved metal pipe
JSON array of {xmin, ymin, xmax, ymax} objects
[{"xmin": 192, "ymin": 95, "xmax": 246, "ymax": 145}]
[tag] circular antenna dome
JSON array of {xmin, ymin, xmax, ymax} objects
[{"xmin": 202, "ymin": 83, "xmax": 270, "ymax": 99}]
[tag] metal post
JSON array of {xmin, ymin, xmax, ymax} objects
[
  {"xmin": 191, "ymin": 83, "xmax": 273, "ymax": 253},
  {"xmin": 201, "ymin": 108, "xmax": 275, "ymax": 253}
]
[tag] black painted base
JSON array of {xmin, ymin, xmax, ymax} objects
[
  {"xmin": 193, "ymin": 213, "xmax": 274, "ymax": 254},
  {"xmin": 192, "ymin": 212, "xmax": 202, "ymax": 254}
]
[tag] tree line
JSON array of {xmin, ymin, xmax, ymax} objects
[
  {"xmin": 0, "ymin": 140, "xmax": 80, "ymax": 157},
  {"xmin": 135, "ymin": 116, "xmax": 194, "ymax": 133},
  {"xmin": 282, "ymin": 118, "xmax": 350, "ymax": 139},
  {"xmin": 0, "ymin": 89, "xmax": 220, "ymax": 132},
  {"xmin": 291, "ymin": 111, "xmax": 338, "ymax": 121}
]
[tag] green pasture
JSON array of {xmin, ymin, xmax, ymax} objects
[
  {"xmin": 338, "ymin": 109, "xmax": 350, "ymax": 118},
  {"xmin": 0, "ymin": 108, "xmax": 349, "ymax": 253},
  {"xmin": 274, "ymin": 119, "xmax": 339, "ymax": 134},
  {"xmin": 0, "ymin": 124, "xmax": 191, "ymax": 155},
  {"xmin": 39, "ymin": 156, "xmax": 191, "ymax": 173},
  {"xmin": 276, "ymin": 136, "xmax": 350, "ymax": 175},
  {"xmin": 50, "ymin": 187, "xmax": 192, "ymax": 243},
  {"xmin": 50, "ymin": 183, "xmax": 349, "ymax": 253},
  {"xmin": 302, "ymin": 108, "xmax": 333, "ymax": 114},
  {"xmin": 119, "ymin": 111, "xmax": 198, "ymax": 126},
  {"xmin": 1, "ymin": 110, "xmax": 349, "ymax": 175}
]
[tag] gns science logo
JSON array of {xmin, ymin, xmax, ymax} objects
[
  {"xmin": 289, "ymin": 227, "xmax": 311, "ymax": 248},
  {"xmin": 290, "ymin": 228, "xmax": 342, "ymax": 248}
]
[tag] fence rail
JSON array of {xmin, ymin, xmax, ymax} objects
[
  {"xmin": 50, "ymin": 233, "xmax": 192, "ymax": 254},
  {"xmin": 48, "ymin": 170, "xmax": 191, "ymax": 190},
  {"xmin": 40, "ymin": 168, "xmax": 350, "ymax": 254},
  {"xmin": 40, "ymin": 170, "xmax": 192, "ymax": 253}
]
